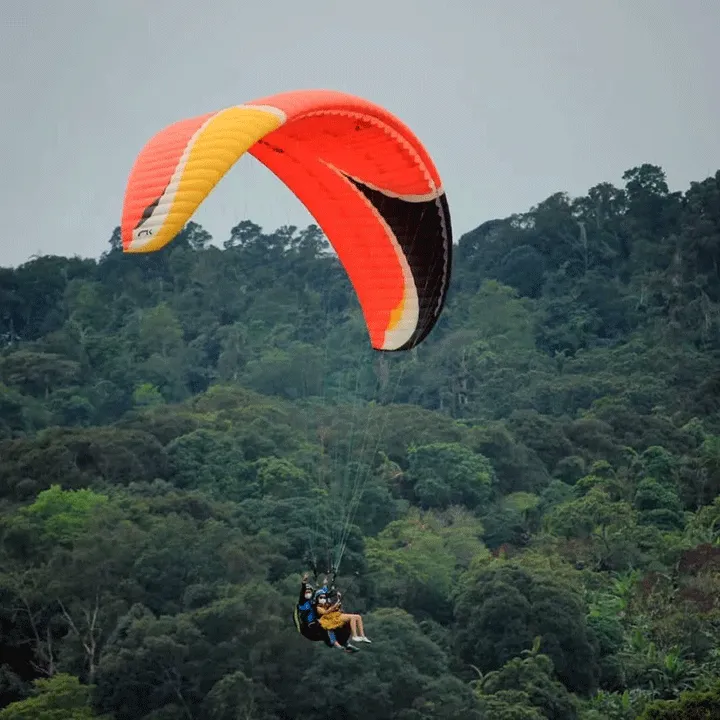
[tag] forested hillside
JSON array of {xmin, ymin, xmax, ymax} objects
[{"xmin": 1, "ymin": 163, "xmax": 720, "ymax": 719}]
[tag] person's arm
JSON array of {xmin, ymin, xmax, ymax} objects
[{"xmin": 298, "ymin": 573, "xmax": 309, "ymax": 604}]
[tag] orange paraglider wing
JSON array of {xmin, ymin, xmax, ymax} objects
[{"xmin": 121, "ymin": 90, "xmax": 451, "ymax": 351}]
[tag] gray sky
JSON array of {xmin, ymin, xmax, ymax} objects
[{"xmin": 1, "ymin": 0, "xmax": 719, "ymax": 267}]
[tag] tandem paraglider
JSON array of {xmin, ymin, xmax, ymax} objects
[
  {"xmin": 294, "ymin": 573, "xmax": 366, "ymax": 653},
  {"xmin": 120, "ymin": 88, "xmax": 453, "ymax": 649}
]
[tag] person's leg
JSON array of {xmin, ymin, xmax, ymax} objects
[
  {"xmin": 350, "ymin": 616, "xmax": 360, "ymax": 637},
  {"xmin": 349, "ymin": 613, "xmax": 370, "ymax": 641},
  {"xmin": 340, "ymin": 613, "xmax": 359, "ymax": 637}
]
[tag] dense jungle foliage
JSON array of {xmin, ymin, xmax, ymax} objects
[{"xmin": 1, "ymin": 163, "xmax": 720, "ymax": 719}]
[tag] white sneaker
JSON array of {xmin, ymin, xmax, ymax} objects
[
  {"xmin": 352, "ymin": 636, "xmax": 363, "ymax": 642},
  {"xmin": 361, "ymin": 636, "xmax": 372, "ymax": 643}
]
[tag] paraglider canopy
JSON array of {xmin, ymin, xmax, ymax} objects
[{"xmin": 120, "ymin": 89, "xmax": 452, "ymax": 352}]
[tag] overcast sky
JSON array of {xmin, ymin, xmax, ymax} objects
[{"xmin": 1, "ymin": 0, "xmax": 718, "ymax": 267}]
